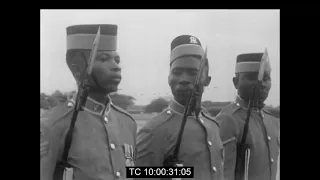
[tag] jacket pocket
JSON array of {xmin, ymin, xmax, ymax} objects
[
  {"xmin": 223, "ymin": 136, "xmax": 236, "ymax": 146},
  {"xmin": 222, "ymin": 136, "xmax": 237, "ymax": 177}
]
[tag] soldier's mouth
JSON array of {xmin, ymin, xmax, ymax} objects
[
  {"xmin": 176, "ymin": 85, "xmax": 194, "ymax": 92},
  {"xmin": 175, "ymin": 89, "xmax": 192, "ymax": 97},
  {"xmin": 111, "ymin": 78, "xmax": 121, "ymax": 82}
]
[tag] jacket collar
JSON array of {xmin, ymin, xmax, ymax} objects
[
  {"xmin": 168, "ymin": 98, "xmax": 203, "ymax": 116},
  {"xmin": 235, "ymin": 95, "xmax": 265, "ymax": 112},
  {"xmin": 83, "ymin": 96, "xmax": 112, "ymax": 116}
]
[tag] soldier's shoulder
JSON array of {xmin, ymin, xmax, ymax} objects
[
  {"xmin": 40, "ymin": 103, "xmax": 74, "ymax": 131},
  {"xmin": 263, "ymin": 108, "xmax": 280, "ymax": 120},
  {"xmin": 110, "ymin": 103, "xmax": 135, "ymax": 123},
  {"xmin": 201, "ymin": 111, "xmax": 220, "ymax": 127},
  {"xmin": 215, "ymin": 102, "xmax": 240, "ymax": 124},
  {"xmin": 142, "ymin": 107, "xmax": 176, "ymax": 131},
  {"xmin": 220, "ymin": 102, "xmax": 242, "ymax": 116},
  {"xmin": 263, "ymin": 108, "xmax": 280, "ymax": 131},
  {"xmin": 215, "ymin": 102, "xmax": 241, "ymax": 120}
]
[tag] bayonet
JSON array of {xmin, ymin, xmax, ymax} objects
[
  {"xmin": 235, "ymin": 48, "xmax": 269, "ymax": 180},
  {"xmin": 258, "ymin": 48, "xmax": 269, "ymax": 82},
  {"xmin": 53, "ymin": 27, "xmax": 101, "ymax": 180},
  {"xmin": 163, "ymin": 46, "xmax": 208, "ymax": 178},
  {"xmin": 87, "ymin": 27, "xmax": 100, "ymax": 75}
]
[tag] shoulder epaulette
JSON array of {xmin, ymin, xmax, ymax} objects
[
  {"xmin": 41, "ymin": 103, "xmax": 74, "ymax": 127},
  {"xmin": 201, "ymin": 111, "xmax": 220, "ymax": 127},
  {"xmin": 263, "ymin": 108, "xmax": 279, "ymax": 118},
  {"xmin": 143, "ymin": 107, "xmax": 175, "ymax": 130},
  {"xmin": 219, "ymin": 102, "xmax": 242, "ymax": 116},
  {"xmin": 110, "ymin": 104, "xmax": 135, "ymax": 122}
]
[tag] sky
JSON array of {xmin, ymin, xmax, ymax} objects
[{"xmin": 40, "ymin": 10, "xmax": 280, "ymax": 106}]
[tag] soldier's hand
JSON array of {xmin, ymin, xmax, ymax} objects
[
  {"xmin": 41, "ymin": 130, "xmax": 49, "ymax": 159},
  {"xmin": 41, "ymin": 141, "xmax": 49, "ymax": 158}
]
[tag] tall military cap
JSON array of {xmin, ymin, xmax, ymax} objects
[
  {"xmin": 170, "ymin": 35, "xmax": 204, "ymax": 65},
  {"xmin": 66, "ymin": 24, "xmax": 118, "ymax": 51},
  {"xmin": 66, "ymin": 24, "xmax": 118, "ymax": 82},
  {"xmin": 235, "ymin": 52, "xmax": 271, "ymax": 73}
]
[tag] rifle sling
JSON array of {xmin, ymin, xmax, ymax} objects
[
  {"xmin": 240, "ymin": 85, "xmax": 256, "ymax": 146},
  {"xmin": 165, "ymin": 94, "xmax": 193, "ymax": 164},
  {"xmin": 61, "ymin": 105, "xmax": 80, "ymax": 166},
  {"xmin": 172, "ymin": 106, "xmax": 189, "ymax": 159}
]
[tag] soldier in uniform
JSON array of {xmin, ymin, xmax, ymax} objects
[
  {"xmin": 216, "ymin": 53, "xmax": 280, "ymax": 180},
  {"xmin": 136, "ymin": 35, "xmax": 224, "ymax": 180},
  {"xmin": 40, "ymin": 24, "xmax": 137, "ymax": 180}
]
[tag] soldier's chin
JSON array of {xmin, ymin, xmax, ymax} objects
[
  {"xmin": 174, "ymin": 92, "xmax": 191, "ymax": 105},
  {"xmin": 258, "ymin": 95, "xmax": 268, "ymax": 103},
  {"xmin": 103, "ymin": 84, "xmax": 119, "ymax": 94}
]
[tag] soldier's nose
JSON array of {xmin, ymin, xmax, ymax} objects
[{"xmin": 111, "ymin": 66, "xmax": 121, "ymax": 72}]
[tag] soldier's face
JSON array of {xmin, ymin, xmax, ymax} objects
[
  {"xmin": 91, "ymin": 50, "xmax": 122, "ymax": 93},
  {"xmin": 234, "ymin": 71, "xmax": 271, "ymax": 103},
  {"xmin": 168, "ymin": 56, "xmax": 210, "ymax": 105}
]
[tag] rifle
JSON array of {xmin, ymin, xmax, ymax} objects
[
  {"xmin": 53, "ymin": 27, "xmax": 101, "ymax": 180},
  {"xmin": 235, "ymin": 48, "xmax": 269, "ymax": 180},
  {"xmin": 163, "ymin": 46, "xmax": 208, "ymax": 179}
]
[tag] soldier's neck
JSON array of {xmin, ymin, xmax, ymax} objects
[
  {"xmin": 88, "ymin": 91, "xmax": 110, "ymax": 105},
  {"xmin": 237, "ymin": 95, "xmax": 265, "ymax": 110},
  {"xmin": 237, "ymin": 95, "xmax": 250, "ymax": 108},
  {"xmin": 173, "ymin": 97, "xmax": 187, "ymax": 107}
]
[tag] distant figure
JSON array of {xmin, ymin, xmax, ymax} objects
[
  {"xmin": 136, "ymin": 35, "xmax": 224, "ymax": 180},
  {"xmin": 216, "ymin": 52, "xmax": 280, "ymax": 180},
  {"xmin": 40, "ymin": 24, "xmax": 137, "ymax": 180}
]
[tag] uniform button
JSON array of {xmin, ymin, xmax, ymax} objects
[
  {"xmin": 110, "ymin": 143, "xmax": 115, "ymax": 150},
  {"xmin": 236, "ymin": 103, "xmax": 240, "ymax": 106},
  {"xmin": 200, "ymin": 118, "xmax": 204, "ymax": 123},
  {"xmin": 212, "ymin": 166, "xmax": 217, "ymax": 172},
  {"xmin": 267, "ymin": 136, "xmax": 271, "ymax": 141},
  {"xmin": 271, "ymin": 158, "xmax": 274, "ymax": 163},
  {"xmin": 208, "ymin": 141, "xmax": 212, "ymax": 146},
  {"xmin": 115, "ymin": 171, "xmax": 121, "ymax": 177},
  {"xmin": 166, "ymin": 110, "xmax": 172, "ymax": 115},
  {"xmin": 104, "ymin": 116, "xmax": 108, "ymax": 123}
]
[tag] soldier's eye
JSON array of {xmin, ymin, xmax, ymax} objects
[
  {"xmin": 172, "ymin": 69, "xmax": 182, "ymax": 75},
  {"xmin": 114, "ymin": 56, "xmax": 120, "ymax": 64},
  {"xmin": 98, "ymin": 54, "xmax": 110, "ymax": 62},
  {"xmin": 189, "ymin": 70, "xmax": 198, "ymax": 76}
]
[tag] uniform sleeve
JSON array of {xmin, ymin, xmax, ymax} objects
[
  {"xmin": 132, "ymin": 121, "xmax": 138, "ymax": 162},
  {"xmin": 135, "ymin": 127, "xmax": 165, "ymax": 167},
  {"xmin": 135, "ymin": 127, "xmax": 166, "ymax": 180},
  {"xmin": 40, "ymin": 120, "xmax": 64, "ymax": 180},
  {"xmin": 216, "ymin": 114, "xmax": 239, "ymax": 180}
]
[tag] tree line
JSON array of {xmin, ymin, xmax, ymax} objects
[
  {"xmin": 41, "ymin": 90, "xmax": 279, "ymax": 118},
  {"xmin": 40, "ymin": 90, "xmax": 136, "ymax": 110}
]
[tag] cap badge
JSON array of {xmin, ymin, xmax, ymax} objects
[{"xmin": 190, "ymin": 36, "xmax": 198, "ymax": 44}]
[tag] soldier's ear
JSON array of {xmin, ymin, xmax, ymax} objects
[
  {"xmin": 67, "ymin": 51, "xmax": 88, "ymax": 81},
  {"xmin": 71, "ymin": 64, "xmax": 81, "ymax": 80},
  {"xmin": 204, "ymin": 76, "xmax": 211, "ymax": 87},
  {"xmin": 233, "ymin": 76, "xmax": 238, "ymax": 89}
]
